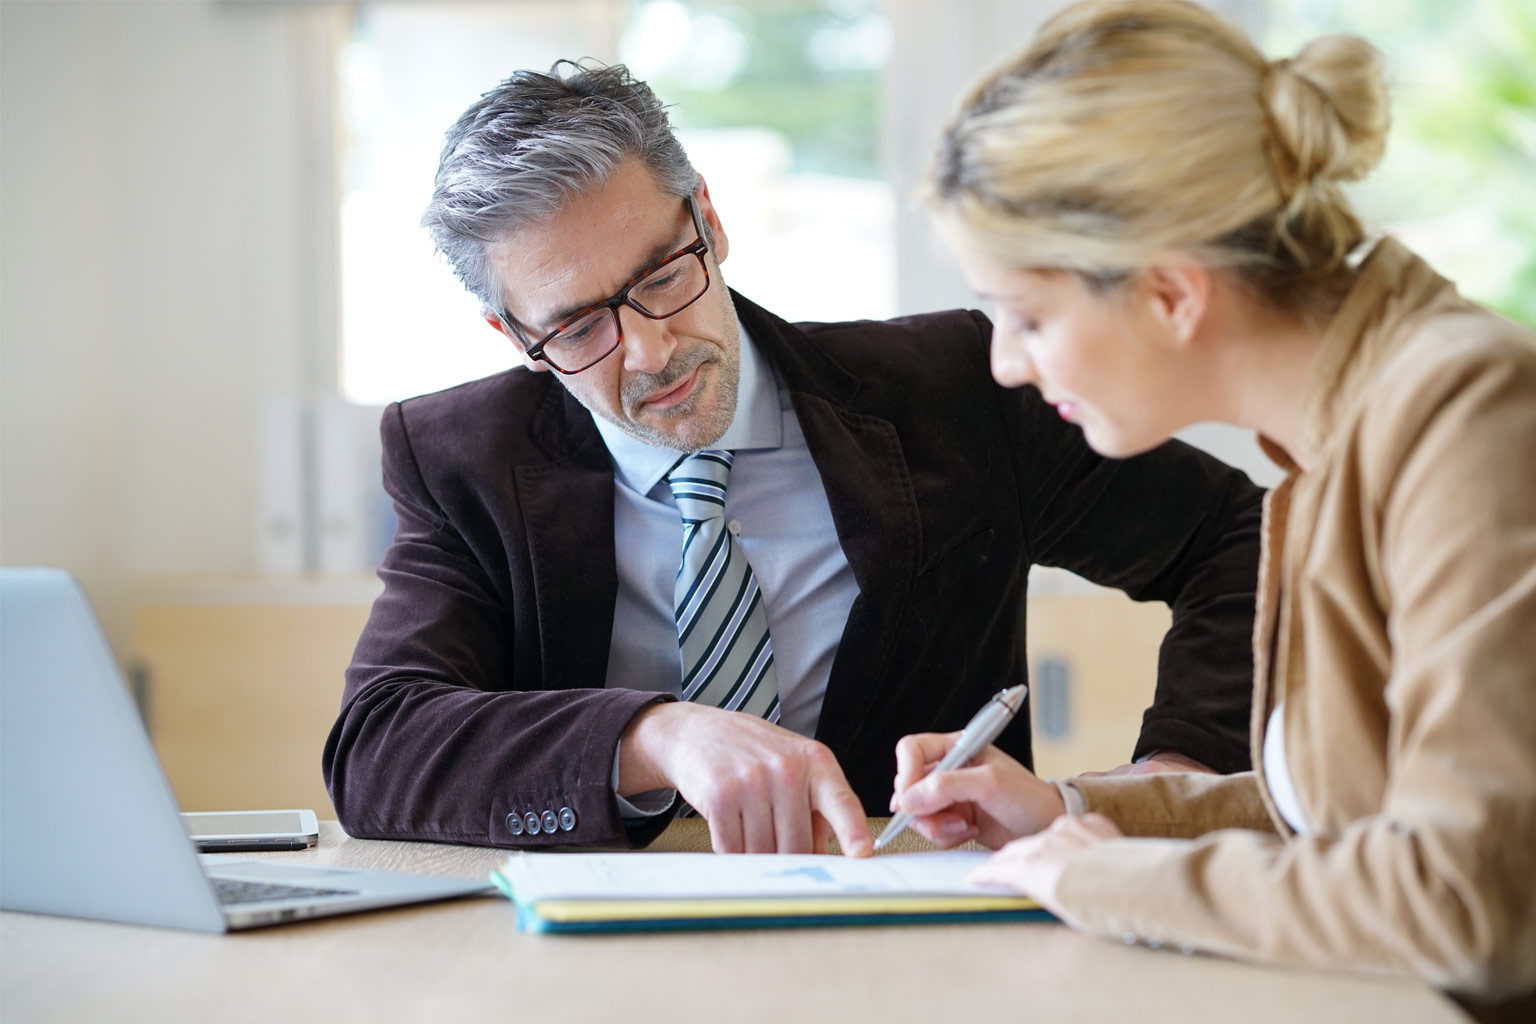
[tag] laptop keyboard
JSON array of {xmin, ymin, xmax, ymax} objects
[{"xmin": 212, "ymin": 878, "xmax": 359, "ymax": 905}]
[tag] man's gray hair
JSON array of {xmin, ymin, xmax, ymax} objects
[{"xmin": 422, "ymin": 59, "xmax": 700, "ymax": 312}]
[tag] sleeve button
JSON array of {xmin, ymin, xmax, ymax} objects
[
  {"xmin": 505, "ymin": 812, "xmax": 525, "ymax": 836},
  {"xmin": 541, "ymin": 809, "xmax": 559, "ymax": 833},
  {"xmin": 558, "ymin": 807, "xmax": 577, "ymax": 831},
  {"xmin": 524, "ymin": 811, "xmax": 542, "ymax": 835}
]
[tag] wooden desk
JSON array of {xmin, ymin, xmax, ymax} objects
[{"xmin": 1, "ymin": 822, "xmax": 1467, "ymax": 1023}]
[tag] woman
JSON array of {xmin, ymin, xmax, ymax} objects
[{"xmin": 891, "ymin": 0, "xmax": 1536, "ymax": 1010}]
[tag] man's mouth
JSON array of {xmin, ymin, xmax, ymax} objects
[{"xmin": 641, "ymin": 363, "xmax": 702, "ymax": 410}]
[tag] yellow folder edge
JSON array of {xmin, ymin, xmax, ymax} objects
[{"xmin": 525, "ymin": 894, "xmax": 1041, "ymax": 924}]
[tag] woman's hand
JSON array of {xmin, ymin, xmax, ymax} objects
[
  {"xmin": 965, "ymin": 813, "xmax": 1124, "ymax": 912},
  {"xmin": 889, "ymin": 731, "xmax": 1066, "ymax": 849}
]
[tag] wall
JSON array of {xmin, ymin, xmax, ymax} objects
[{"xmin": 1, "ymin": 0, "xmax": 343, "ymax": 650}]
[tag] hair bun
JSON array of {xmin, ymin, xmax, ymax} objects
[{"xmin": 1263, "ymin": 34, "xmax": 1390, "ymax": 193}]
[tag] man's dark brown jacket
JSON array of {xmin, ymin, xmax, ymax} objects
[{"xmin": 324, "ymin": 292, "xmax": 1264, "ymax": 848}]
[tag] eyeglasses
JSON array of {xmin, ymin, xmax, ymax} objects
[{"xmin": 504, "ymin": 195, "xmax": 712, "ymax": 375}]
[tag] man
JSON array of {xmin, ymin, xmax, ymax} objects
[{"xmin": 322, "ymin": 61, "xmax": 1264, "ymax": 856}]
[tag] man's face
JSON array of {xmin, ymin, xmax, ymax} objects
[{"xmin": 488, "ymin": 159, "xmax": 741, "ymax": 452}]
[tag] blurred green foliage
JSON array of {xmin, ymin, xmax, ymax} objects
[
  {"xmin": 640, "ymin": 1, "xmax": 883, "ymax": 178},
  {"xmin": 1266, "ymin": 0, "xmax": 1535, "ymax": 326},
  {"xmin": 637, "ymin": 1, "xmax": 1531, "ymax": 324}
]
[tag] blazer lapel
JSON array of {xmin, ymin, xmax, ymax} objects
[
  {"xmin": 736, "ymin": 293, "xmax": 921, "ymax": 753},
  {"xmin": 516, "ymin": 382, "xmax": 618, "ymax": 690}
]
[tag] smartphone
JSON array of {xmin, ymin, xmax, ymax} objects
[{"xmin": 180, "ymin": 809, "xmax": 320, "ymax": 852}]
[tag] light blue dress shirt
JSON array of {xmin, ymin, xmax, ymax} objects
[{"xmin": 592, "ymin": 321, "xmax": 859, "ymax": 742}]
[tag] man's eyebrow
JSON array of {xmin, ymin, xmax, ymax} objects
[{"xmin": 535, "ymin": 229, "xmax": 692, "ymax": 331}]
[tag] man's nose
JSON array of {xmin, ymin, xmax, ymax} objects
[
  {"xmin": 620, "ymin": 307, "xmax": 677, "ymax": 374},
  {"xmin": 990, "ymin": 326, "xmax": 1038, "ymax": 389}
]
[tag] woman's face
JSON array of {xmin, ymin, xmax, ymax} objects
[{"xmin": 948, "ymin": 241, "xmax": 1199, "ymax": 458}]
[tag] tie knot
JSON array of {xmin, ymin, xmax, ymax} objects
[{"xmin": 667, "ymin": 449, "xmax": 734, "ymax": 523}]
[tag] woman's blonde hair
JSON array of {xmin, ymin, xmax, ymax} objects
[{"xmin": 927, "ymin": 0, "xmax": 1390, "ymax": 304}]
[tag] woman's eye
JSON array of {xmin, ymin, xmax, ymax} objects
[{"xmin": 1000, "ymin": 307, "xmax": 1039, "ymax": 335}]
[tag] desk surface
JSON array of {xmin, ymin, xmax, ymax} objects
[{"xmin": 2, "ymin": 821, "xmax": 1467, "ymax": 1023}]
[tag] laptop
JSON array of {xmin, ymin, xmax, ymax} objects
[{"xmin": 0, "ymin": 567, "xmax": 492, "ymax": 931}]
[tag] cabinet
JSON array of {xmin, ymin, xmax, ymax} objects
[
  {"xmin": 130, "ymin": 579, "xmax": 379, "ymax": 818},
  {"xmin": 130, "ymin": 581, "xmax": 1173, "ymax": 816},
  {"xmin": 1027, "ymin": 592, "xmax": 1173, "ymax": 778}
]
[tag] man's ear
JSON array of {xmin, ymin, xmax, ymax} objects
[
  {"xmin": 1138, "ymin": 263, "xmax": 1210, "ymax": 349},
  {"xmin": 694, "ymin": 175, "xmax": 728, "ymax": 265},
  {"xmin": 483, "ymin": 307, "xmax": 548, "ymax": 373}
]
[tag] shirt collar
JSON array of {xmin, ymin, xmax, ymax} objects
[{"xmin": 594, "ymin": 317, "xmax": 784, "ymax": 495}]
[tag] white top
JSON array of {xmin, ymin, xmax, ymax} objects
[{"xmin": 1263, "ymin": 703, "xmax": 1310, "ymax": 835}]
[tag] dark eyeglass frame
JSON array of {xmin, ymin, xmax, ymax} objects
[{"xmin": 503, "ymin": 194, "xmax": 711, "ymax": 375}]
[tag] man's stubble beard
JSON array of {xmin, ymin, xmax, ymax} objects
[{"xmin": 576, "ymin": 335, "xmax": 741, "ymax": 453}]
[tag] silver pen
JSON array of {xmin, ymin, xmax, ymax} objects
[{"xmin": 873, "ymin": 684, "xmax": 1028, "ymax": 851}]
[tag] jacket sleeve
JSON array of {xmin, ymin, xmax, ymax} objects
[
  {"xmin": 991, "ymin": 312, "xmax": 1265, "ymax": 773},
  {"xmin": 1070, "ymin": 771, "xmax": 1275, "ymax": 838},
  {"xmin": 321, "ymin": 402, "xmax": 675, "ymax": 849},
  {"xmin": 1048, "ymin": 346, "xmax": 1536, "ymax": 999}
]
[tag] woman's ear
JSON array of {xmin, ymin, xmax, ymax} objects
[{"xmin": 1139, "ymin": 263, "xmax": 1211, "ymax": 349}]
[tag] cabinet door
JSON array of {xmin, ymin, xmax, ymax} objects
[
  {"xmin": 133, "ymin": 602, "xmax": 370, "ymax": 817},
  {"xmin": 1027, "ymin": 593, "xmax": 1171, "ymax": 777}
]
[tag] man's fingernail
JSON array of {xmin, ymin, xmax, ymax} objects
[{"xmin": 938, "ymin": 818, "xmax": 971, "ymax": 837}]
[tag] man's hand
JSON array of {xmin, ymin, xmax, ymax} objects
[
  {"xmin": 1077, "ymin": 750, "xmax": 1214, "ymax": 779},
  {"xmin": 965, "ymin": 813, "xmax": 1123, "ymax": 913},
  {"xmin": 618, "ymin": 702, "xmax": 873, "ymax": 857},
  {"xmin": 889, "ymin": 732, "xmax": 1065, "ymax": 850}
]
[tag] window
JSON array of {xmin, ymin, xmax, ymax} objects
[{"xmin": 1264, "ymin": 0, "xmax": 1535, "ymax": 328}]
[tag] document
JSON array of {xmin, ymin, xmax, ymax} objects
[{"xmin": 492, "ymin": 850, "xmax": 1050, "ymax": 933}]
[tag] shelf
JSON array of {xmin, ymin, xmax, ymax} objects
[{"xmin": 131, "ymin": 574, "xmax": 383, "ymax": 607}]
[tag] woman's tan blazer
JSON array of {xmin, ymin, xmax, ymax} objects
[{"xmin": 1057, "ymin": 239, "xmax": 1536, "ymax": 1003}]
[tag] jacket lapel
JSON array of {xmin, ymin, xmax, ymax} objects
[
  {"xmin": 516, "ymin": 381, "xmax": 618, "ymax": 690},
  {"xmin": 736, "ymin": 293, "xmax": 921, "ymax": 753}
]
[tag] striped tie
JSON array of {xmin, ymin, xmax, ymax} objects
[{"xmin": 666, "ymin": 450, "xmax": 780, "ymax": 723}]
